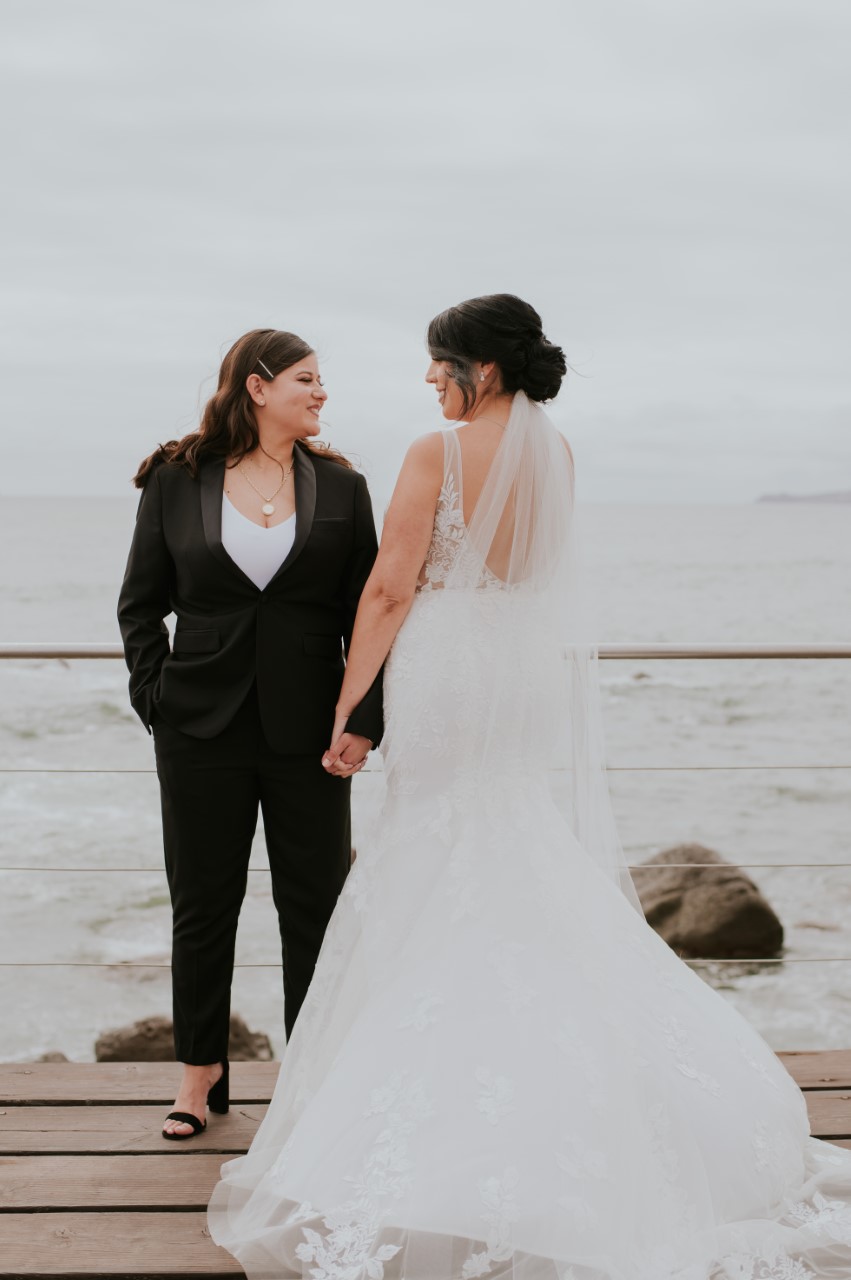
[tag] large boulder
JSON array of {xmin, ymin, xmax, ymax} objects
[
  {"xmin": 95, "ymin": 1013, "xmax": 274, "ymax": 1062},
  {"xmin": 630, "ymin": 843, "xmax": 783, "ymax": 959}
]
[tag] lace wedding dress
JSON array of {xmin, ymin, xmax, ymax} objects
[{"xmin": 209, "ymin": 394, "xmax": 851, "ymax": 1279}]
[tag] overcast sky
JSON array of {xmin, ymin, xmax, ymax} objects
[{"xmin": 1, "ymin": 0, "xmax": 848, "ymax": 504}]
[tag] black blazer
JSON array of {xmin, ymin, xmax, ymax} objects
[{"xmin": 117, "ymin": 443, "xmax": 383, "ymax": 753}]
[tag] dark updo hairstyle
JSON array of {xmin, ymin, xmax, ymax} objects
[
  {"xmin": 132, "ymin": 328, "xmax": 352, "ymax": 487},
  {"xmin": 427, "ymin": 293, "xmax": 567, "ymax": 417}
]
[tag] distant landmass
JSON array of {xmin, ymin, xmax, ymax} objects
[{"xmin": 757, "ymin": 491, "xmax": 851, "ymax": 505}]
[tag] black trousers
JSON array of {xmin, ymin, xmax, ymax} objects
[{"xmin": 152, "ymin": 686, "xmax": 351, "ymax": 1064}]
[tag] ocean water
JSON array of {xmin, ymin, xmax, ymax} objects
[{"xmin": 1, "ymin": 496, "xmax": 850, "ymax": 1062}]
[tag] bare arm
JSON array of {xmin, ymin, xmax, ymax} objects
[{"xmin": 322, "ymin": 433, "xmax": 443, "ymax": 764}]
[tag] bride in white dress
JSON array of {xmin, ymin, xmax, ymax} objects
[{"xmin": 209, "ymin": 294, "xmax": 851, "ymax": 1279}]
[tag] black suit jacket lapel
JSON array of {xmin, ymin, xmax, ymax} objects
[
  {"xmin": 199, "ymin": 458, "xmax": 259, "ymax": 592},
  {"xmin": 265, "ymin": 444, "xmax": 317, "ymax": 589}
]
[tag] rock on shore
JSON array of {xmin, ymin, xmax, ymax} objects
[
  {"xmin": 95, "ymin": 1013, "xmax": 274, "ymax": 1062},
  {"xmin": 631, "ymin": 843, "xmax": 784, "ymax": 959}
]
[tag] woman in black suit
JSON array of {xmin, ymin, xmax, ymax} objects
[{"xmin": 118, "ymin": 329, "xmax": 382, "ymax": 1139}]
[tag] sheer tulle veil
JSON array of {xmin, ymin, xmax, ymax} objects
[{"xmin": 382, "ymin": 390, "xmax": 642, "ymax": 913}]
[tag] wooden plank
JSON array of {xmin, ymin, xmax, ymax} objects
[
  {"xmin": 778, "ymin": 1050, "xmax": 851, "ymax": 1090},
  {"xmin": 0, "ymin": 1062, "xmax": 279, "ymax": 1106},
  {"xmin": 0, "ymin": 1105, "xmax": 266, "ymax": 1155},
  {"xmin": 0, "ymin": 1051, "xmax": 847, "ymax": 1105},
  {"xmin": 4, "ymin": 1051, "xmax": 846, "ymax": 1103},
  {"xmin": 0, "ymin": 1211, "xmax": 243, "ymax": 1276},
  {"xmin": 0, "ymin": 1155, "xmax": 230, "ymax": 1210},
  {"xmin": 805, "ymin": 1091, "xmax": 851, "ymax": 1138}
]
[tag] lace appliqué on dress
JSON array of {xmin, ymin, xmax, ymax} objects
[
  {"xmin": 475, "ymin": 1067, "xmax": 515, "ymax": 1126},
  {"xmin": 416, "ymin": 432, "xmax": 503, "ymax": 595},
  {"xmin": 417, "ymin": 469, "xmax": 466, "ymax": 593},
  {"xmin": 461, "ymin": 1166, "xmax": 520, "ymax": 1279},
  {"xmin": 657, "ymin": 1013, "xmax": 722, "ymax": 1097},
  {"xmin": 398, "ymin": 993, "xmax": 444, "ymax": 1033},
  {"xmin": 293, "ymin": 1072, "xmax": 434, "ymax": 1279}
]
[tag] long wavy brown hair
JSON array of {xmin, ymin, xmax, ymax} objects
[{"xmin": 132, "ymin": 329, "xmax": 353, "ymax": 488}]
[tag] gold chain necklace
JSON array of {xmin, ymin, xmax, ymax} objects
[
  {"xmin": 237, "ymin": 457, "xmax": 294, "ymax": 517},
  {"xmin": 470, "ymin": 414, "xmax": 509, "ymax": 429}
]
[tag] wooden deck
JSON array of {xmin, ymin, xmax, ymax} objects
[{"xmin": 2, "ymin": 1054, "xmax": 851, "ymax": 1277}]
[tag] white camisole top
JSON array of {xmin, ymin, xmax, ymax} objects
[{"xmin": 221, "ymin": 494, "xmax": 296, "ymax": 590}]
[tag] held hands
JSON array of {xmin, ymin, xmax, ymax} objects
[{"xmin": 322, "ymin": 710, "xmax": 372, "ymax": 778}]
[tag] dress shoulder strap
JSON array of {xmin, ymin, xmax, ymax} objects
[{"xmin": 441, "ymin": 429, "xmax": 463, "ymax": 508}]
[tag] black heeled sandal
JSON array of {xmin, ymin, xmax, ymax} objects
[
  {"xmin": 162, "ymin": 1109, "xmax": 206, "ymax": 1139},
  {"xmin": 207, "ymin": 1058, "xmax": 229, "ymax": 1115},
  {"xmin": 162, "ymin": 1059, "xmax": 229, "ymax": 1140}
]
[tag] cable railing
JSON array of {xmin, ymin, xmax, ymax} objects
[
  {"xmin": 3, "ymin": 642, "xmax": 851, "ymax": 661},
  {"xmin": 1, "ymin": 642, "xmax": 850, "ymax": 971}
]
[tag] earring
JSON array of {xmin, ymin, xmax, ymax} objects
[
  {"xmin": 258, "ymin": 399, "xmax": 266, "ymax": 406},
  {"xmin": 479, "ymin": 372, "xmax": 485, "ymax": 383}
]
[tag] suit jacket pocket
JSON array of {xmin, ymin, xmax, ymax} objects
[
  {"xmin": 303, "ymin": 633, "xmax": 343, "ymax": 658},
  {"xmin": 172, "ymin": 628, "xmax": 221, "ymax": 654}
]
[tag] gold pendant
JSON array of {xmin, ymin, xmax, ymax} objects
[{"xmin": 262, "ymin": 502, "xmax": 275, "ymax": 516}]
